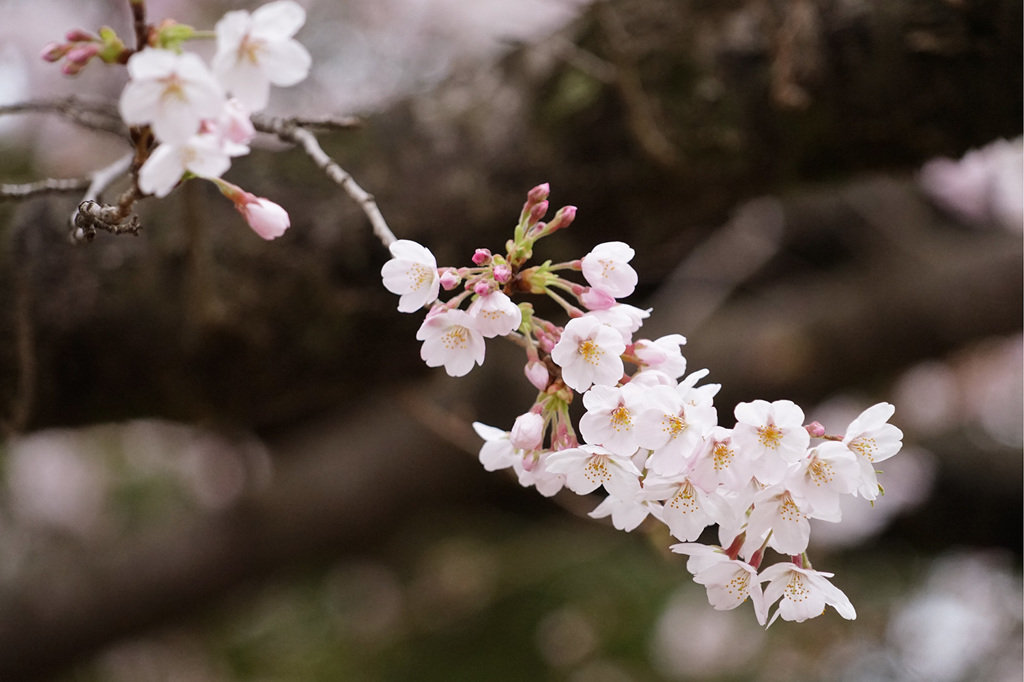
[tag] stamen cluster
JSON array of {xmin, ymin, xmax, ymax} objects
[{"xmin": 381, "ymin": 183, "xmax": 905, "ymax": 626}]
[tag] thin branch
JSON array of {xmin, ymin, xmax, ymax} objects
[
  {"xmin": 0, "ymin": 177, "xmax": 92, "ymax": 201},
  {"xmin": 251, "ymin": 113, "xmax": 396, "ymax": 248},
  {"xmin": 0, "ymin": 97, "xmax": 126, "ymax": 137}
]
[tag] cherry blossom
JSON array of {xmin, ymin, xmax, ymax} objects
[
  {"xmin": 138, "ymin": 133, "xmax": 233, "ymax": 198},
  {"xmin": 212, "ymin": 0, "xmax": 312, "ymax": 111},
  {"xmin": 581, "ymin": 241, "xmax": 638, "ymax": 298},
  {"xmin": 545, "ymin": 444, "xmax": 641, "ymax": 499},
  {"xmin": 732, "ymin": 399, "xmax": 811, "ymax": 485},
  {"xmin": 579, "ymin": 383, "xmax": 646, "ymax": 457},
  {"xmin": 415, "ymin": 308, "xmax": 485, "ymax": 377},
  {"xmin": 468, "ymin": 290, "xmax": 522, "ymax": 337},
  {"xmin": 760, "ymin": 563, "xmax": 856, "ymax": 625},
  {"xmin": 381, "ymin": 240, "xmax": 441, "ymax": 313},
  {"xmin": 588, "ymin": 493, "xmax": 660, "ymax": 531},
  {"xmin": 672, "ymin": 543, "xmax": 767, "ymax": 624},
  {"xmin": 843, "ymin": 402, "xmax": 905, "ymax": 500},
  {"xmin": 472, "ymin": 422, "xmax": 520, "ymax": 472},
  {"xmin": 632, "ymin": 334, "xmax": 687, "ymax": 378},
  {"xmin": 644, "ymin": 474, "xmax": 727, "ymax": 541},
  {"xmin": 741, "ymin": 486, "xmax": 812, "ymax": 558},
  {"xmin": 120, "ymin": 49, "xmax": 226, "ymax": 145},
  {"xmin": 550, "ymin": 315, "xmax": 625, "ymax": 392},
  {"xmin": 635, "ymin": 384, "xmax": 715, "ymax": 476},
  {"xmin": 785, "ymin": 441, "xmax": 860, "ymax": 521}
]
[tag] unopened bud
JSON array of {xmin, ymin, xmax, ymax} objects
[
  {"xmin": 528, "ymin": 200, "xmax": 548, "ymax": 225},
  {"xmin": 545, "ymin": 205, "xmax": 577, "ymax": 232},
  {"xmin": 510, "ymin": 411, "xmax": 545, "ymax": 451},
  {"xmin": 524, "ymin": 360, "xmax": 550, "ymax": 390},
  {"xmin": 65, "ymin": 43, "xmax": 99, "ymax": 65},
  {"xmin": 40, "ymin": 42, "xmax": 70, "ymax": 62},
  {"xmin": 473, "ymin": 280, "xmax": 492, "ymax": 296},
  {"xmin": 804, "ymin": 421, "xmax": 826, "ymax": 438},
  {"xmin": 527, "ymin": 183, "xmax": 550, "ymax": 204},
  {"xmin": 492, "ymin": 263, "xmax": 512, "ymax": 283},
  {"xmin": 439, "ymin": 268, "xmax": 461, "ymax": 290},
  {"xmin": 65, "ymin": 29, "xmax": 97, "ymax": 42},
  {"xmin": 471, "ymin": 248, "xmax": 492, "ymax": 265}
]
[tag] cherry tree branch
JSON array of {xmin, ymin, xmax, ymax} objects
[
  {"xmin": 0, "ymin": 97, "xmax": 126, "ymax": 137},
  {"xmin": 251, "ymin": 113, "xmax": 397, "ymax": 248},
  {"xmin": 0, "ymin": 176, "xmax": 92, "ymax": 201}
]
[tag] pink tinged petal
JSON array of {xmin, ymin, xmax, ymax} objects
[
  {"xmin": 138, "ymin": 143, "xmax": 186, "ymax": 197},
  {"xmin": 258, "ymin": 40, "xmax": 311, "ymax": 87},
  {"xmin": 250, "ymin": 0, "xmax": 307, "ymax": 38}
]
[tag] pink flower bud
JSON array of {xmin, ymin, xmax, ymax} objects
[
  {"xmin": 65, "ymin": 29, "xmax": 97, "ymax": 42},
  {"xmin": 439, "ymin": 268, "xmax": 461, "ymax": 290},
  {"xmin": 492, "ymin": 263, "xmax": 512, "ymax": 283},
  {"xmin": 528, "ymin": 200, "xmax": 549, "ymax": 225},
  {"xmin": 240, "ymin": 196, "xmax": 290, "ymax": 240},
  {"xmin": 527, "ymin": 183, "xmax": 550, "ymax": 204},
  {"xmin": 40, "ymin": 42, "xmax": 70, "ymax": 62},
  {"xmin": 471, "ymin": 248, "xmax": 492, "ymax": 265},
  {"xmin": 524, "ymin": 361, "xmax": 550, "ymax": 390},
  {"xmin": 65, "ymin": 44, "xmax": 99, "ymax": 65},
  {"xmin": 545, "ymin": 205, "xmax": 577, "ymax": 232},
  {"xmin": 804, "ymin": 421, "xmax": 827, "ymax": 438},
  {"xmin": 511, "ymin": 412, "xmax": 545, "ymax": 451},
  {"xmin": 473, "ymin": 280, "xmax": 491, "ymax": 296}
]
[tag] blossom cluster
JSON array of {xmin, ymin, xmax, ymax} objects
[
  {"xmin": 44, "ymin": 1, "xmax": 311, "ymax": 239},
  {"xmin": 381, "ymin": 184, "xmax": 905, "ymax": 626}
]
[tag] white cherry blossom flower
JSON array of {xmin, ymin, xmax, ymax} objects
[
  {"xmin": 468, "ymin": 290, "xmax": 522, "ymax": 337},
  {"xmin": 120, "ymin": 49, "xmax": 226, "ymax": 145},
  {"xmin": 688, "ymin": 426, "xmax": 752, "ymax": 492},
  {"xmin": 635, "ymin": 384, "xmax": 714, "ymax": 476},
  {"xmin": 785, "ymin": 441, "xmax": 860, "ymax": 521},
  {"xmin": 741, "ymin": 486, "xmax": 812, "ymax": 559},
  {"xmin": 644, "ymin": 474, "xmax": 728, "ymax": 541},
  {"xmin": 579, "ymin": 383, "xmax": 646, "ymax": 456},
  {"xmin": 550, "ymin": 315, "xmax": 625, "ymax": 392},
  {"xmin": 472, "ymin": 422, "xmax": 519, "ymax": 472},
  {"xmin": 672, "ymin": 543, "xmax": 767, "ymax": 624},
  {"xmin": 581, "ymin": 241, "xmax": 638, "ymax": 298},
  {"xmin": 632, "ymin": 334, "xmax": 687, "ymax": 378},
  {"xmin": 518, "ymin": 451, "xmax": 566, "ymax": 497},
  {"xmin": 588, "ymin": 493, "xmax": 659, "ymax": 531},
  {"xmin": 586, "ymin": 303, "xmax": 650, "ymax": 344},
  {"xmin": 415, "ymin": 308, "xmax": 485, "ymax": 377},
  {"xmin": 545, "ymin": 444, "xmax": 641, "ymax": 499},
  {"xmin": 381, "ymin": 240, "xmax": 441, "ymax": 312},
  {"xmin": 732, "ymin": 399, "xmax": 810, "ymax": 485},
  {"xmin": 843, "ymin": 402, "xmax": 904, "ymax": 500},
  {"xmin": 138, "ymin": 133, "xmax": 233, "ymax": 197},
  {"xmin": 760, "ymin": 563, "xmax": 856, "ymax": 626},
  {"xmin": 212, "ymin": 0, "xmax": 312, "ymax": 111}
]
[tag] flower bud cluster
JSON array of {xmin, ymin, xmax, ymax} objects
[
  {"xmin": 381, "ymin": 184, "xmax": 906, "ymax": 626},
  {"xmin": 45, "ymin": 1, "xmax": 310, "ymax": 240}
]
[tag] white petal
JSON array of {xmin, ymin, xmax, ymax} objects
[{"xmin": 251, "ymin": 0, "xmax": 307, "ymax": 39}]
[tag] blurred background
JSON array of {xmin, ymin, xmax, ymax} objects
[{"xmin": 0, "ymin": 0, "xmax": 1021, "ymax": 680}]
